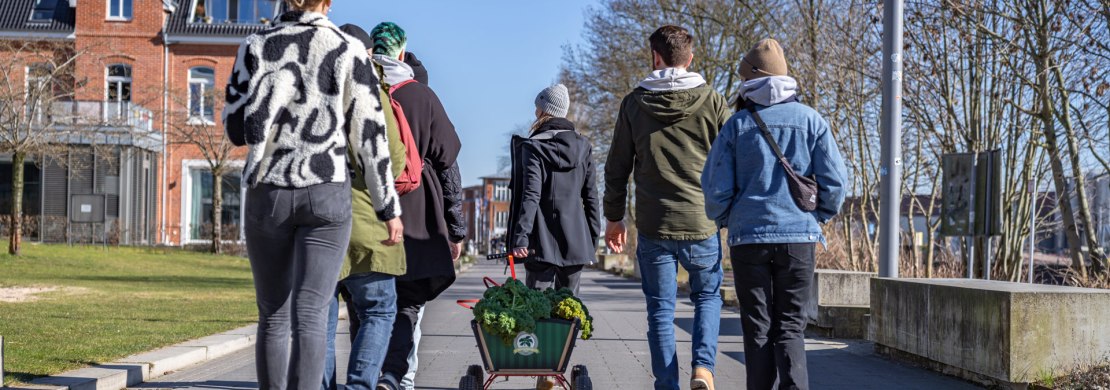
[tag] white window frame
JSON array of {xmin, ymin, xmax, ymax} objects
[
  {"xmin": 180, "ymin": 159, "xmax": 246, "ymax": 245},
  {"xmin": 187, "ymin": 67, "xmax": 216, "ymax": 125},
  {"xmin": 29, "ymin": 0, "xmax": 56, "ymax": 22},
  {"xmin": 106, "ymin": 0, "xmax": 132, "ymax": 21},
  {"xmin": 105, "ymin": 64, "xmax": 132, "ymax": 119},
  {"xmin": 190, "ymin": 0, "xmax": 280, "ymax": 24},
  {"xmin": 25, "ymin": 64, "xmax": 52, "ymax": 122}
]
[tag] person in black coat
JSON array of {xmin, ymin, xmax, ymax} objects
[
  {"xmin": 510, "ymin": 84, "xmax": 602, "ymax": 294},
  {"xmin": 369, "ymin": 22, "xmax": 464, "ymax": 390}
]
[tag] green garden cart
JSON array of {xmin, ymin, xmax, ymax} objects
[{"xmin": 456, "ymin": 254, "xmax": 593, "ymax": 390}]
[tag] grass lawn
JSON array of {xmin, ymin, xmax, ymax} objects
[{"xmin": 0, "ymin": 244, "xmax": 257, "ymax": 385}]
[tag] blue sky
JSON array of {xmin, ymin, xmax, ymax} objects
[{"xmin": 330, "ymin": 0, "xmax": 599, "ymax": 187}]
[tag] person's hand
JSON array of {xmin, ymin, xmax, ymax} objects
[
  {"xmin": 512, "ymin": 247, "xmax": 530, "ymax": 259},
  {"xmin": 450, "ymin": 241, "xmax": 463, "ymax": 262},
  {"xmin": 381, "ymin": 218, "xmax": 404, "ymax": 246},
  {"xmin": 606, "ymin": 221, "xmax": 627, "ymax": 253}
]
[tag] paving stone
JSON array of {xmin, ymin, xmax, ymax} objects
[{"xmin": 131, "ymin": 261, "xmax": 985, "ymax": 389}]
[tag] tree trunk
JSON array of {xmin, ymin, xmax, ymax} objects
[
  {"xmin": 9, "ymin": 152, "xmax": 24, "ymax": 256},
  {"xmin": 1037, "ymin": 65, "xmax": 1087, "ymax": 277},
  {"xmin": 212, "ymin": 171, "xmax": 223, "ymax": 255}
]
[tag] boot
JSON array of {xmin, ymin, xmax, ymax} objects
[{"xmin": 691, "ymin": 367, "xmax": 715, "ymax": 390}]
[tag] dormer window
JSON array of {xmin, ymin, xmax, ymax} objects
[
  {"xmin": 30, "ymin": 0, "xmax": 57, "ymax": 22},
  {"xmin": 192, "ymin": 0, "xmax": 279, "ymax": 24}
]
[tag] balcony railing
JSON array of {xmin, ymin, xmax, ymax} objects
[
  {"xmin": 20, "ymin": 100, "xmax": 162, "ymax": 152},
  {"xmin": 30, "ymin": 100, "xmax": 154, "ymax": 133}
]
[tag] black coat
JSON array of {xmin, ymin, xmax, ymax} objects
[
  {"xmin": 392, "ymin": 80, "xmax": 463, "ymax": 283},
  {"xmin": 509, "ymin": 118, "xmax": 601, "ymax": 267}
]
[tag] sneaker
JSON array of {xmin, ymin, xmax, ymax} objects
[
  {"xmin": 691, "ymin": 367, "xmax": 715, "ymax": 390},
  {"xmin": 377, "ymin": 373, "xmax": 400, "ymax": 390}
]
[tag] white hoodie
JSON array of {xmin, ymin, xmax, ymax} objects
[
  {"xmin": 638, "ymin": 67, "xmax": 707, "ymax": 91},
  {"xmin": 739, "ymin": 75, "xmax": 798, "ymax": 106}
]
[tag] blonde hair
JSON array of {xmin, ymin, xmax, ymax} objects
[
  {"xmin": 285, "ymin": 0, "xmax": 328, "ymax": 10},
  {"xmin": 530, "ymin": 113, "xmax": 556, "ymax": 134}
]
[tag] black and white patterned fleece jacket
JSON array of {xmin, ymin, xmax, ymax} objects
[{"xmin": 223, "ymin": 11, "xmax": 400, "ymax": 221}]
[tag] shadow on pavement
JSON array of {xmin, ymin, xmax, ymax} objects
[
  {"xmin": 675, "ymin": 316, "xmax": 744, "ymax": 337},
  {"xmin": 132, "ymin": 380, "xmax": 257, "ymax": 389}
]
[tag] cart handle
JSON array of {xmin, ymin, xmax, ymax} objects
[
  {"xmin": 457, "ymin": 299, "xmax": 480, "ymax": 310},
  {"xmin": 483, "ymin": 277, "xmax": 501, "ymax": 288}
]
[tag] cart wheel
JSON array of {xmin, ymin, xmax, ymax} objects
[
  {"xmin": 467, "ymin": 364, "xmax": 486, "ymax": 386},
  {"xmin": 571, "ymin": 365, "xmax": 588, "ymax": 383},
  {"xmin": 459, "ymin": 374, "xmax": 481, "ymax": 390},
  {"xmin": 573, "ymin": 371, "xmax": 592, "ymax": 390}
]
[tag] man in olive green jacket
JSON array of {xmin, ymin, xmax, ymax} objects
[
  {"xmin": 603, "ymin": 25, "xmax": 730, "ymax": 390},
  {"xmin": 325, "ymin": 24, "xmax": 409, "ymax": 390}
]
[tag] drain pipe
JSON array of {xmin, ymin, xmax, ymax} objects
[{"xmin": 160, "ymin": 18, "xmax": 170, "ymax": 246}]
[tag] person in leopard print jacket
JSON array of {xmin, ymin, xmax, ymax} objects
[{"xmin": 221, "ymin": 0, "xmax": 402, "ymax": 388}]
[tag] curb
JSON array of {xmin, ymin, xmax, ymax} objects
[{"xmin": 0, "ymin": 324, "xmax": 258, "ymax": 390}]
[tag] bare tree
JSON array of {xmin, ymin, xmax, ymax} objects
[
  {"xmin": 163, "ymin": 86, "xmax": 238, "ymax": 254},
  {"xmin": 0, "ymin": 40, "xmax": 102, "ymax": 255}
]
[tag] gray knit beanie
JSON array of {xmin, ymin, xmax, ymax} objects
[{"xmin": 535, "ymin": 84, "xmax": 570, "ymax": 118}]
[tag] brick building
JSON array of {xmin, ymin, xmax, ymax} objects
[
  {"xmin": 0, "ymin": 0, "xmax": 283, "ymax": 245},
  {"xmin": 461, "ymin": 175, "xmax": 511, "ymax": 254}
]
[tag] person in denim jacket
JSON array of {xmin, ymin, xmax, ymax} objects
[{"xmin": 701, "ymin": 38, "xmax": 847, "ymax": 390}]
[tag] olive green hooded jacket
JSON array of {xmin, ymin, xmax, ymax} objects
[
  {"xmin": 342, "ymin": 86, "xmax": 407, "ymax": 279},
  {"xmin": 603, "ymin": 83, "xmax": 730, "ymax": 241}
]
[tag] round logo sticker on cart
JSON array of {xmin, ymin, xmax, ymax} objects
[{"xmin": 513, "ymin": 332, "xmax": 540, "ymax": 356}]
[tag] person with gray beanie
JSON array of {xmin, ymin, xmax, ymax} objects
[{"xmin": 508, "ymin": 84, "xmax": 601, "ymax": 294}]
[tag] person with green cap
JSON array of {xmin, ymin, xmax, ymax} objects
[
  {"xmin": 702, "ymin": 38, "xmax": 847, "ymax": 390},
  {"xmin": 368, "ymin": 21, "xmax": 465, "ymax": 390},
  {"xmin": 604, "ymin": 24, "xmax": 730, "ymax": 390}
]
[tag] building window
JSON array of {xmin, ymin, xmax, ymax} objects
[
  {"xmin": 188, "ymin": 67, "xmax": 215, "ymax": 122},
  {"xmin": 187, "ymin": 169, "xmax": 242, "ymax": 241},
  {"xmin": 193, "ymin": 0, "xmax": 279, "ymax": 24},
  {"xmin": 493, "ymin": 181, "xmax": 510, "ymax": 202},
  {"xmin": 26, "ymin": 64, "xmax": 52, "ymax": 121},
  {"xmin": 107, "ymin": 0, "xmax": 132, "ymax": 20},
  {"xmin": 30, "ymin": 0, "xmax": 57, "ymax": 22},
  {"xmin": 494, "ymin": 211, "xmax": 508, "ymax": 230},
  {"xmin": 106, "ymin": 64, "xmax": 131, "ymax": 119}
]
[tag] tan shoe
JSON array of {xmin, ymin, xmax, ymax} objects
[{"xmin": 691, "ymin": 367, "xmax": 715, "ymax": 390}]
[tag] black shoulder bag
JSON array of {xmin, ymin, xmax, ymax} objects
[{"xmin": 746, "ymin": 104, "xmax": 819, "ymax": 212}]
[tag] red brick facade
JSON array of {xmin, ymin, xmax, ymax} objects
[{"xmin": 2, "ymin": 0, "xmax": 258, "ymax": 245}]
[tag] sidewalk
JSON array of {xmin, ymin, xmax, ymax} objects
[{"xmin": 132, "ymin": 261, "xmax": 981, "ymax": 389}]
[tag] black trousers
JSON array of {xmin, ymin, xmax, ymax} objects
[
  {"xmin": 730, "ymin": 243, "xmax": 816, "ymax": 390},
  {"xmin": 524, "ymin": 261, "xmax": 584, "ymax": 295},
  {"xmin": 380, "ymin": 275, "xmax": 454, "ymax": 381}
]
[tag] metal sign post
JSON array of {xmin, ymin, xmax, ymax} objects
[
  {"xmin": 1028, "ymin": 181, "xmax": 1036, "ymax": 283},
  {"xmin": 878, "ymin": 0, "xmax": 905, "ymax": 279}
]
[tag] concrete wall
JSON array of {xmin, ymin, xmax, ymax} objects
[
  {"xmin": 808, "ymin": 270, "xmax": 873, "ymax": 320},
  {"xmin": 871, "ymin": 278, "xmax": 1110, "ymax": 384}
]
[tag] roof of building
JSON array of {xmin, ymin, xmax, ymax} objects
[
  {"xmin": 165, "ymin": 0, "xmax": 286, "ymax": 38},
  {"xmin": 0, "ymin": 0, "xmax": 76, "ymax": 35}
]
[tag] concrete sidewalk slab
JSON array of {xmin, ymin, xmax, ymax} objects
[{"xmin": 118, "ymin": 347, "xmax": 207, "ymax": 379}]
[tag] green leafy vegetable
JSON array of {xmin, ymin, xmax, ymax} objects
[
  {"xmin": 472, "ymin": 278, "xmax": 552, "ymax": 345},
  {"xmin": 472, "ymin": 279, "xmax": 595, "ymax": 346},
  {"xmin": 545, "ymin": 288, "xmax": 594, "ymax": 340}
]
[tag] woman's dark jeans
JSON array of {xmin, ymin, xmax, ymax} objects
[
  {"xmin": 731, "ymin": 243, "xmax": 816, "ymax": 390},
  {"xmin": 245, "ymin": 182, "xmax": 352, "ymax": 390}
]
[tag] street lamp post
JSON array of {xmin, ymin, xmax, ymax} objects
[{"xmin": 879, "ymin": 0, "xmax": 905, "ymax": 278}]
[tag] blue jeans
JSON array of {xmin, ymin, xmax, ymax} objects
[
  {"xmin": 322, "ymin": 272, "xmax": 397, "ymax": 390},
  {"xmin": 637, "ymin": 234, "xmax": 723, "ymax": 390}
]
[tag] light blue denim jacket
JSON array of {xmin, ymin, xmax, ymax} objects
[{"xmin": 701, "ymin": 101, "xmax": 847, "ymax": 246}]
